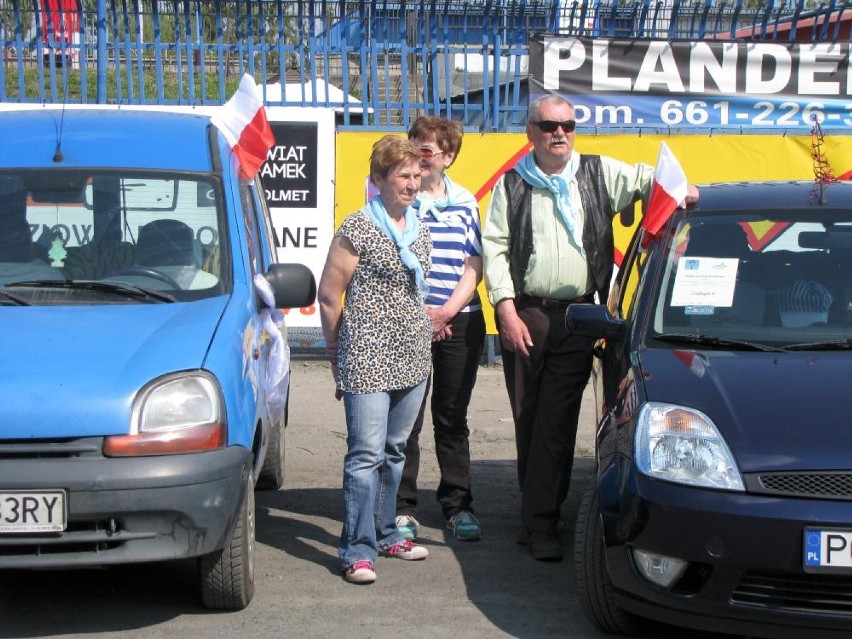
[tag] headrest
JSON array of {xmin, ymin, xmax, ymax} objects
[
  {"xmin": 135, "ymin": 219, "xmax": 195, "ymax": 267},
  {"xmin": 686, "ymin": 222, "xmax": 750, "ymax": 259}
]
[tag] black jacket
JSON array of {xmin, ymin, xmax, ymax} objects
[{"xmin": 502, "ymin": 154, "xmax": 640, "ymax": 303}]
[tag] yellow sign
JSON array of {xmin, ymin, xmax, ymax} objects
[{"xmin": 335, "ymin": 132, "xmax": 852, "ymax": 333}]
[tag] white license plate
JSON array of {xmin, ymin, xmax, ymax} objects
[
  {"xmin": 804, "ymin": 528, "xmax": 852, "ymax": 572},
  {"xmin": 0, "ymin": 491, "xmax": 67, "ymax": 533}
]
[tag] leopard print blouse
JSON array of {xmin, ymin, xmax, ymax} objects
[{"xmin": 336, "ymin": 210, "xmax": 432, "ymax": 393}]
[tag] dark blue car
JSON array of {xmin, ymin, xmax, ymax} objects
[{"xmin": 568, "ymin": 179, "xmax": 852, "ymax": 638}]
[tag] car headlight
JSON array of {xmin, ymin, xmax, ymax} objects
[
  {"xmin": 634, "ymin": 402, "xmax": 744, "ymax": 491},
  {"xmin": 104, "ymin": 372, "xmax": 226, "ymax": 457}
]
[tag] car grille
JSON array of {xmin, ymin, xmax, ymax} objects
[
  {"xmin": 0, "ymin": 438, "xmax": 104, "ymax": 459},
  {"xmin": 732, "ymin": 571, "xmax": 852, "ymax": 614},
  {"xmin": 750, "ymin": 472, "xmax": 852, "ymax": 500},
  {"xmin": 0, "ymin": 520, "xmax": 129, "ymax": 559}
]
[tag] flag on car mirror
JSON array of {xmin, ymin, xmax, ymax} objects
[
  {"xmin": 642, "ymin": 142, "xmax": 689, "ymax": 243},
  {"xmin": 211, "ymin": 74, "xmax": 275, "ymax": 181}
]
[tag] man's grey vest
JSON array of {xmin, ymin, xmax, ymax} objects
[{"xmin": 502, "ymin": 154, "xmax": 617, "ymax": 303}]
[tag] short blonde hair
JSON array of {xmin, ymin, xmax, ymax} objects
[{"xmin": 369, "ymin": 135, "xmax": 421, "ymax": 184}]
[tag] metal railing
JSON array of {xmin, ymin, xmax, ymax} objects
[{"xmin": 1, "ymin": 0, "xmax": 849, "ymax": 132}]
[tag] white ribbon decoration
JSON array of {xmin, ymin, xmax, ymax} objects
[{"xmin": 253, "ymin": 274, "xmax": 290, "ymax": 421}]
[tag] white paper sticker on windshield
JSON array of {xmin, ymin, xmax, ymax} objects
[{"xmin": 671, "ymin": 257, "xmax": 739, "ymax": 307}]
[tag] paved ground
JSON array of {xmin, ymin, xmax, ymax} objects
[{"xmin": 0, "ymin": 358, "xmax": 733, "ymax": 639}]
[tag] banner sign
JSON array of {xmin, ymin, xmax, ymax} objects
[
  {"xmin": 530, "ymin": 36, "xmax": 852, "ymax": 133},
  {"xmin": 262, "ymin": 107, "xmax": 336, "ymax": 329}
]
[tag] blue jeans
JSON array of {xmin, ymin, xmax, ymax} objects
[{"xmin": 339, "ymin": 379, "xmax": 428, "ymax": 570}]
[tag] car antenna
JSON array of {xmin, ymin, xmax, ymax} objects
[
  {"xmin": 53, "ymin": 106, "xmax": 66, "ymax": 163},
  {"xmin": 52, "ymin": 57, "xmax": 70, "ymax": 163}
]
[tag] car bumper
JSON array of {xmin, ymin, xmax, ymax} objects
[
  {"xmin": 0, "ymin": 444, "xmax": 251, "ymax": 568},
  {"xmin": 603, "ymin": 470, "xmax": 852, "ymax": 638}
]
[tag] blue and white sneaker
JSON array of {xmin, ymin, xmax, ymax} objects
[
  {"xmin": 395, "ymin": 514, "xmax": 419, "ymax": 541},
  {"xmin": 447, "ymin": 511, "xmax": 481, "ymax": 541}
]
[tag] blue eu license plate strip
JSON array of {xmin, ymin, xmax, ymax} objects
[{"xmin": 804, "ymin": 528, "xmax": 852, "ymax": 571}]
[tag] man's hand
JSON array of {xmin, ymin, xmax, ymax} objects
[
  {"xmin": 495, "ymin": 299, "xmax": 533, "ymax": 357},
  {"xmin": 685, "ymin": 184, "xmax": 700, "ymax": 204}
]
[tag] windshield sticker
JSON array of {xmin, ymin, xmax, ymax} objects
[
  {"xmin": 671, "ymin": 257, "xmax": 739, "ymax": 308},
  {"xmin": 684, "ymin": 305, "xmax": 715, "ymax": 316}
]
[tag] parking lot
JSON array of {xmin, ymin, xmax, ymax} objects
[{"xmin": 1, "ymin": 359, "xmax": 733, "ymax": 639}]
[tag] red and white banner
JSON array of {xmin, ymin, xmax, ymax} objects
[
  {"xmin": 211, "ymin": 74, "xmax": 276, "ymax": 180},
  {"xmin": 642, "ymin": 141, "xmax": 689, "ymax": 240}
]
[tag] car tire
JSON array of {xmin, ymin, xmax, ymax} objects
[
  {"xmin": 574, "ymin": 482, "xmax": 644, "ymax": 635},
  {"xmin": 256, "ymin": 417, "xmax": 285, "ymax": 491},
  {"xmin": 198, "ymin": 472, "xmax": 256, "ymax": 610}
]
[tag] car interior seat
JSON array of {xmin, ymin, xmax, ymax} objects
[
  {"xmin": 136, "ymin": 219, "xmax": 196, "ymax": 268},
  {"xmin": 130, "ymin": 219, "xmax": 218, "ymax": 290},
  {"xmin": 0, "ymin": 175, "xmax": 64, "ymax": 285},
  {"xmin": 0, "ymin": 175, "xmax": 34, "ymax": 263},
  {"xmin": 63, "ymin": 177, "xmax": 136, "ymax": 280}
]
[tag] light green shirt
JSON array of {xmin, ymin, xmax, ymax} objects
[{"xmin": 482, "ymin": 153, "xmax": 654, "ymax": 305}]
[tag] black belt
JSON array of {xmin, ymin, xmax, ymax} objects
[{"xmin": 519, "ymin": 294, "xmax": 594, "ymax": 311}]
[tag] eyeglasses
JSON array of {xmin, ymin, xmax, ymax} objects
[
  {"xmin": 530, "ymin": 119, "xmax": 576, "ymax": 134},
  {"xmin": 419, "ymin": 147, "xmax": 445, "ymax": 159}
]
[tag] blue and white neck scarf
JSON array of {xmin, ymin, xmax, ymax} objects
[
  {"xmin": 413, "ymin": 174, "xmax": 478, "ymax": 226},
  {"xmin": 513, "ymin": 150, "xmax": 584, "ymax": 255},
  {"xmin": 363, "ymin": 195, "xmax": 429, "ymax": 297}
]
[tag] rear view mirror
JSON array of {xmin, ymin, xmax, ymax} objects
[{"xmin": 799, "ymin": 227, "xmax": 852, "ymax": 251}]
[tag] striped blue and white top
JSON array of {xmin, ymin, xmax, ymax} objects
[{"xmin": 413, "ymin": 175, "xmax": 483, "ymax": 313}]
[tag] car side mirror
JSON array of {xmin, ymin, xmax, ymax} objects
[
  {"xmin": 565, "ymin": 303, "xmax": 626, "ymax": 341},
  {"xmin": 261, "ymin": 263, "xmax": 317, "ymax": 310}
]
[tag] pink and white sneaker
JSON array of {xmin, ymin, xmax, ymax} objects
[
  {"xmin": 344, "ymin": 560, "xmax": 377, "ymax": 584},
  {"xmin": 379, "ymin": 539, "xmax": 429, "ymax": 561}
]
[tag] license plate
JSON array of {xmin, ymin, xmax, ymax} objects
[
  {"xmin": 804, "ymin": 528, "xmax": 852, "ymax": 572},
  {"xmin": 0, "ymin": 491, "xmax": 67, "ymax": 533}
]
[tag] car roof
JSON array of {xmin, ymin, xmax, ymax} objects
[
  {"xmin": 0, "ymin": 107, "xmax": 217, "ymax": 172},
  {"xmin": 690, "ymin": 179, "xmax": 852, "ymax": 213}
]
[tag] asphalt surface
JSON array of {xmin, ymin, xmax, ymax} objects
[{"xmin": 0, "ymin": 358, "xmax": 736, "ymax": 639}]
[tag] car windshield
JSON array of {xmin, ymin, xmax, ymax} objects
[
  {"xmin": 0, "ymin": 170, "xmax": 230, "ymax": 304},
  {"xmin": 649, "ymin": 209, "xmax": 852, "ymax": 349}
]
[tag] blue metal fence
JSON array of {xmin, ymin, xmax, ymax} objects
[{"xmin": 1, "ymin": 0, "xmax": 848, "ymax": 132}]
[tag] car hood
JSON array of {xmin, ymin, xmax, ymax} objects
[
  {"xmin": 639, "ymin": 348, "xmax": 851, "ymax": 473},
  {"xmin": 0, "ymin": 298, "xmax": 228, "ymax": 439}
]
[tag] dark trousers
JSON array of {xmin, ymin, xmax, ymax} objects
[
  {"xmin": 397, "ymin": 309, "xmax": 486, "ymax": 519},
  {"xmin": 501, "ymin": 299, "xmax": 594, "ymax": 535}
]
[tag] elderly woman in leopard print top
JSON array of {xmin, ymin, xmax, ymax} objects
[{"xmin": 317, "ymin": 135, "xmax": 433, "ymax": 585}]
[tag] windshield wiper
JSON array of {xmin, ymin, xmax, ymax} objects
[
  {"xmin": 0, "ymin": 289, "xmax": 31, "ymax": 306},
  {"xmin": 785, "ymin": 338, "xmax": 852, "ymax": 351},
  {"xmin": 6, "ymin": 280, "xmax": 176, "ymax": 303},
  {"xmin": 654, "ymin": 333, "xmax": 789, "ymax": 352}
]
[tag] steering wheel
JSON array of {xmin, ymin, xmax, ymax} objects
[{"xmin": 113, "ymin": 266, "xmax": 181, "ymax": 289}]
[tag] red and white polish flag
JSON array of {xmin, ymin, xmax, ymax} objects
[
  {"xmin": 642, "ymin": 141, "xmax": 689, "ymax": 240},
  {"xmin": 211, "ymin": 74, "xmax": 275, "ymax": 180}
]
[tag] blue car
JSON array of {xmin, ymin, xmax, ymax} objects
[
  {"xmin": 0, "ymin": 107, "xmax": 316, "ymax": 610},
  {"xmin": 568, "ymin": 179, "xmax": 852, "ymax": 638}
]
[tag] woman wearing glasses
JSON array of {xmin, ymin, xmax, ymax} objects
[{"xmin": 394, "ymin": 116, "xmax": 487, "ymax": 543}]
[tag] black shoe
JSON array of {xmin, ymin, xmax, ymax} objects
[{"xmin": 528, "ymin": 532, "xmax": 563, "ymax": 561}]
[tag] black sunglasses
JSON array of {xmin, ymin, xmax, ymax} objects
[{"xmin": 530, "ymin": 119, "xmax": 576, "ymax": 134}]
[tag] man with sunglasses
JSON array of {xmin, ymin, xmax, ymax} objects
[{"xmin": 482, "ymin": 94, "xmax": 698, "ymax": 561}]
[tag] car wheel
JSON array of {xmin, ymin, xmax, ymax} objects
[
  {"xmin": 257, "ymin": 418, "xmax": 285, "ymax": 491},
  {"xmin": 198, "ymin": 472, "xmax": 256, "ymax": 610},
  {"xmin": 574, "ymin": 482, "xmax": 644, "ymax": 635}
]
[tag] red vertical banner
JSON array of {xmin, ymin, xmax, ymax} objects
[{"xmin": 40, "ymin": 0, "xmax": 79, "ymax": 66}]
